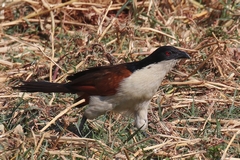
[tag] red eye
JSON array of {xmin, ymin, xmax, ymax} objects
[{"xmin": 165, "ymin": 51, "xmax": 171, "ymax": 56}]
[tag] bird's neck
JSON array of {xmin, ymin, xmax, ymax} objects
[{"xmin": 126, "ymin": 56, "xmax": 162, "ymax": 72}]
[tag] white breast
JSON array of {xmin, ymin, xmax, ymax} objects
[
  {"xmin": 117, "ymin": 60, "xmax": 177, "ymax": 100},
  {"xmin": 84, "ymin": 60, "xmax": 177, "ymax": 120}
]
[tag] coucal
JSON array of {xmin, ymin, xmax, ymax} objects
[{"xmin": 13, "ymin": 46, "xmax": 190, "ymax": 133}]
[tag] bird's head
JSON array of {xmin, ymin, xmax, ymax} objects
[
  {"xmin": 149, "ymin": 46, "xmax": 190, "ymax": 62},
  {"xmin": 127, "ymin": 46, "xmax": 190, "ymax": 72}
]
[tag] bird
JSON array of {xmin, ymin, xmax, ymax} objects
[{"xmin": 13, "ymin": 46, "xmax": 190, "ymax": 135}]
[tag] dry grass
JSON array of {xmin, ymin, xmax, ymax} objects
[{"xmin": 0, "ymin": 0, "xmax": 240, "ymax": 159}]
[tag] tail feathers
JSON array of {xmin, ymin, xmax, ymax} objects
[{"xmin": 13, "ymin": 81, "xmax": 71, "ymax": 93}]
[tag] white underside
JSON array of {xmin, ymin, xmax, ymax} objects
[{"xmin": 84, "ymin": 60, "xmax": 178, "ymax": 130}]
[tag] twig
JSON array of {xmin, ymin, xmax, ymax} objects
[
  {"xmin": 40, "ymin": 99, "xmax": 85, "ymax": 132},
  {"xmin": 97, "ymin": 1, "xmax": 112, "ymax": 35},
  {"xmin": 221, "ymin": 130, "xmax": 240, "ymax": 160}
]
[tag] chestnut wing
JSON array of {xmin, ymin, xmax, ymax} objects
[{"xmin": 66, "ymin": 64, "xmax": 132, "ymax": 96}]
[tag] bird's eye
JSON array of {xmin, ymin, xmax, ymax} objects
[{"xmin": 165, "ymin": 51, "xmax": 171, "ymax": 56}]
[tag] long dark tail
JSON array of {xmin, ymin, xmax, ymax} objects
[{"xmin": 13, "ymin": 81, "xmax": 71, "ymax": 93}]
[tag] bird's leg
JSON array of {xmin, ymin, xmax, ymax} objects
[
  {"xmin": 78, "ymin": 115, "xmax": 87, "ymax": 136},
  {"xmin": 74, "ymin": 94, "xmax": 89, "ymax": 108},
  {"xmin": 67, "ymin": 115, "xmax": 88, "ymax": 137},
  {"xmin": 79, "ymin": 115, "xmax": 87, "ymax": 131},
  {"xmin": 66, "ymin": 95, "xmax": 89, "ymax": 136},
  {"xmin": 134, "ymin": 101, "xmax": 150, "ymax": 130},
  {"xmin": 141, "ymin": 130, "xmax": 150, "ymax": 138},
  {"xmin": 133, "ymin": 101, "xmax": 151, "ymax": 138}
]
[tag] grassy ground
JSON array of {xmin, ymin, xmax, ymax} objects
[{"xmin": 0, "ymin": 0, "xmax": 240, "ymax": 159}]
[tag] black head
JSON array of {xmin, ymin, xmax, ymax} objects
[
  {"xmin": 149, "ymin": 46, "xmax": 190, "ymax": 62},
  {"xmin": 126, "ymin": 46, "xmax": 190, "ymax": 72}
]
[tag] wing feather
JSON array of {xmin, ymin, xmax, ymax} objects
[{"xmin": 66, "ymin": 64, "xmax": 132, "ymax": 96}]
